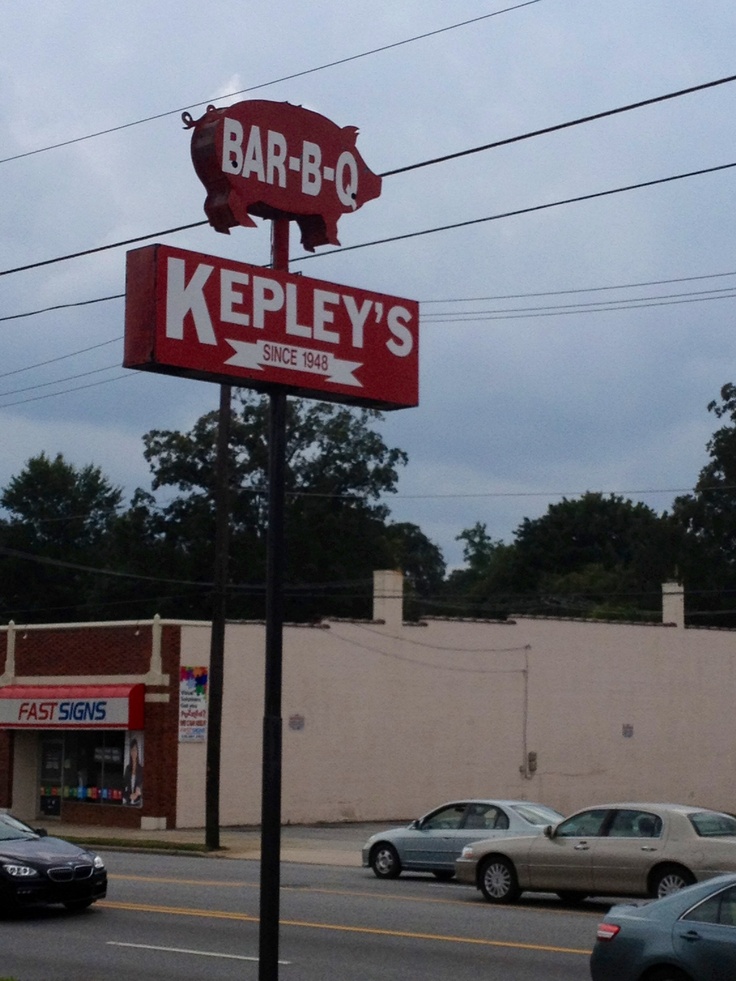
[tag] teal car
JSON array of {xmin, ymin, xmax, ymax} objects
[{"xmin": 591, "ymin": 874, "xmax": 736, "ymax": 981}]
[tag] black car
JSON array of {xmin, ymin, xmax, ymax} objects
[{"xmin": 0, "ymin": 813, "xmax": 107, "ymax": 913}]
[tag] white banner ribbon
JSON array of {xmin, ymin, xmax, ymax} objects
[{"xmin": 225, "ymin": 338, "xmax": 363, "ymax": 387}]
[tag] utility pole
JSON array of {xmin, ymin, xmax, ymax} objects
[{"xmin": 205, "ymin": 382, "xmax": 232, "ymax": 850}]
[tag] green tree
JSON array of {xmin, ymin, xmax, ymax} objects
[
  {"xmin": 512, "ymin": 492, "xmax": 678, "ymax": 616},
  {"xmin": 0, "ymin": 452, "xmax": 123, "ymax": 622},
  {"xmin": 671, "ymin": 383, "xmax": 736, "ymax": 625},
  {"xmin": 2, "ymin": 452, "xmax": 121, "ymax": 549},
  {"xmin": 457, "ymin": 522, "xmax": 500, "ymax": 576},
  {"xmin": 450, "ymin": 494, "xmax": 679, "ymax": 620},
  {"xmin": 380, "ymin": 521, "xmax": 446, "ymax": 618},
  {"xmin": 135, "ymin": 391, "xmax": 424, "ymax": 620},
  {"xmin": 443, "ymin": 522, "xmax": 517, "ymax": 617}
]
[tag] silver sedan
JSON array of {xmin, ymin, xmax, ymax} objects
[{"xmin": 361, "ymin": 799, "xmax": 563, "ymax": 879}]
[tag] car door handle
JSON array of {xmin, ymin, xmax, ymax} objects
[
  {"xmin": 640, "ymin": 845, "xmax": 657, "ymax": 852},
  {"xmin": 574, "ymin": 843, "xmax": 589, "ymax": 850},
  {"xmin": 679, "ymin": 930, "xmax": 703, "ymax": 943}
]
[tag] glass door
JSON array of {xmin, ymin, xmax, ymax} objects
[{"xmin": 39, "ymin": 735, "xmax": 64, "ymax": 817}]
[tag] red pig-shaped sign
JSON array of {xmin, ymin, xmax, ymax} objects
[{"xmin": 183, "ymin": 100, "xmax": 382, "ymax": 252}]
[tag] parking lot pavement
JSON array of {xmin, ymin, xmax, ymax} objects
[{"xmin": 42, "ymin": 820, "xmax": 394, "ymax": 866}]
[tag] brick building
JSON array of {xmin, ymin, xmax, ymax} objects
[
  {"xmin": 1, "ymin": 573, "xmax": 734, "ymax": 830},
  {"xmin": 0, "ymin": 615, "xmax": 181, "ymax": 829}
]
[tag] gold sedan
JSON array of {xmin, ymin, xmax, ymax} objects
[{"xmin": 455, "ymin": 803, "xmax": 736, "ymax": 904}]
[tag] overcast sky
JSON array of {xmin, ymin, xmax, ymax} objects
[{"xmin": 2, "ymin": 1, "xmax": 735, "ymax": 570}]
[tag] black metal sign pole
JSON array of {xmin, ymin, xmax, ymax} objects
[{"xmin": 258, "ymin": 217, "xmax": 290, "ymax": 981}]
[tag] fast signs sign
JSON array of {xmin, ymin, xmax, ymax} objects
[
  {"xmin": 0, "ymin": 684, "xmax": 145, "ymax": 729},
  {"xmin": 124, "ymin": 243, "xmax": 419, "ymax": 409}
]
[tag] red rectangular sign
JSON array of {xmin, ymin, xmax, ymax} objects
[{"xmin": 124, "ymin": 244, "xmax": 419, "ymax": 409}]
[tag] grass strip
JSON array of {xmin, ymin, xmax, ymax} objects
[{"xmin": 62, "ymin": 835, "xmax": 218, "ymax": 853}]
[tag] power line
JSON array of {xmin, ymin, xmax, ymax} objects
[
  {"xmin": 0, "ymin": 542, "xmax": 375, "ymax": 595},
  {"xmin": 4, "ymin": 281, "xmax": 736, "ymax": 406},
  {"xmin": 0, "ymin": 2, "xmax": 542, "ymax": 166},
  {"xmin": 0, "ymin": 295, "xmax": 124, "ymax": 324},
  {"xmin": 1, "ymin": 470, "xmax": 723, "ymax": 509},
  {"xmin": 0, "ymin": 543, "xmax": 199, "ymax": 585},
  {"xmin": 0, "ymin": 222, "xmax": 206, "ymax": 278},
  {"xmin": 4, "ymin": 71, "xmax": 736, "ymax": 280},
  {"xmin": 328, "ymin": 624, "xmax": 531, "ymax": 672},
  {"xmin": 0, "ymin": 372, "xmax": 134, "ymax": 409},
  {"xmin": 1, "ymin": 75, "xmax": 734, "ymax": 405},
  {"xmin": 351, "ymin": 620, "xmax": 528, "ymax": 653},
  {"xmin": 0, "ymin": 363, "xmax": 120, "ymax": 398},
  {"xmin": 6, "ymin": 269, "xmax": 736, "ymax": 331},
  {"xmin": 422, "ymin": 268, "xmax": 736, "ymax": 304},
  {"xmin": 385, "ymin": 486, "xmax": 705, "ymax": 500},
  {"xmin": 382, "ymin": 71, "xmax": 736, "ymax": 178},
  {"xmin": 3, "ymin": 157, "xmax": 735, "ymax": 285},
  {"xmin": 0, "ymin": 337, "xmax": 122, "ymax": 379},
  {"xmin": 422, "ymin": 285, "xmax": 736, "ymax": 321},
  {"xmin": 0, "ymin": 592, "xmax": 197, "ymax": 621},
  {"xmin": 424, "ymin": 297, "xmax": 736, "ymax": 323},
  {"xmin": 294, "ymin": 160, "xmax": 736, "ymax": 262}
]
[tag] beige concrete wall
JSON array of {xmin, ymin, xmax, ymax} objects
[
  {"xmin": 173, "ymin": 579, "xmax": 736, "ymax": 828},
  {"xmin": 520, "ymin": 616, "xmax": 736, "ymax": 816},
  {"xmin": 11, "ymin": 731, "xmax": 39, "ymax": 820}
]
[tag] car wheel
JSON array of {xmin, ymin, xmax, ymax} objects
[
  {"xmin": 478, "ymin": 856, "xmax": 521, "ymax": 903},
  {"xmin": 649, "ymin": 864, "xmax": 695, "ymax": 899},
  {"xmin": 63, "ymin": 899, "xmax": 94, "ymax": 912},
  {"xmin": 556, "ymin": 891, "xmax": 587, "ymax": 905},
  {"xmin": 369, "ymin": 843, "xmax": 402, "ymax": 879},
  {"xmin": 432, "ymin": 870, "xmax": 454, "ymax": 881},
  {"xmin": 645, "ymin": 968, "xmax": 693, "ymax": 981}
]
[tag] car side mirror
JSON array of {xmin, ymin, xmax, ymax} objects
[
  {"xmin": 543, "ymin": 825, "xmax": 554, "ymax": 838},
  {"xmin": 410, "ymin": 820, "xmax": 420, "ymax": 830},
  {"xmin": 34, "ymin": 827, "xmax": 48, "ymax": 837}
]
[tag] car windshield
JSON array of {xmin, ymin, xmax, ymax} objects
[
  {"xmin": 0, "ymin": 814, "xmax": 37, "ymax": 841},
  {"xmin": 510, "ymin": 804, "xmax": 563, "ymax": 826},
  {"xmin": 689, "ymin": 811, "xmax": 736, "ymax": 837}
]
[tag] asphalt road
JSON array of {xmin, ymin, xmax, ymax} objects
[{"xmin": 0, "ymin": 850, "xmax": 603, "ymax": 980}]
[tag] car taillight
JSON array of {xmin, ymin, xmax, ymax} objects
[{"xmin": 596, "ymin": 923, "xmax": 621, "ymax": 941}]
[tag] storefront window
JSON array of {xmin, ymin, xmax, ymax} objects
[
  {"xmin": 70, "ymin": 732, "xmax": 125, "ymax": 803},
  {"xmin": 40, "ymin": 732, "xmax": 126, "ymax": 805}
]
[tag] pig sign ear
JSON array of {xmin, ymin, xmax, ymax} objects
[
  {"xmin": 341, "ymin": 125, "xmax": 359, "ymax": 145},
  {"xmin": 182, "ymin": 105, "xmax": 219, "ymax": 129}
]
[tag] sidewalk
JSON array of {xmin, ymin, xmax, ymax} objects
[{"xmin": 44, "ymin": 820, "xmax": 387, "ymax": 866}]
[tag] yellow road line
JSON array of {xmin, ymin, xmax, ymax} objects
[
  {"xmin": 108, "ymin": 874, "xmax": 599, "ymax": 916},
  {"xmin": 110, "ymin": 873, "xmax": 473, "ymax": 904},
  {"xmin": 110, "ymin": 874, "xmax": 252, "ymax": 887},
  {"xmin": 100, "ymin": 901, "xmax": 592, "ymax": 956}
]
